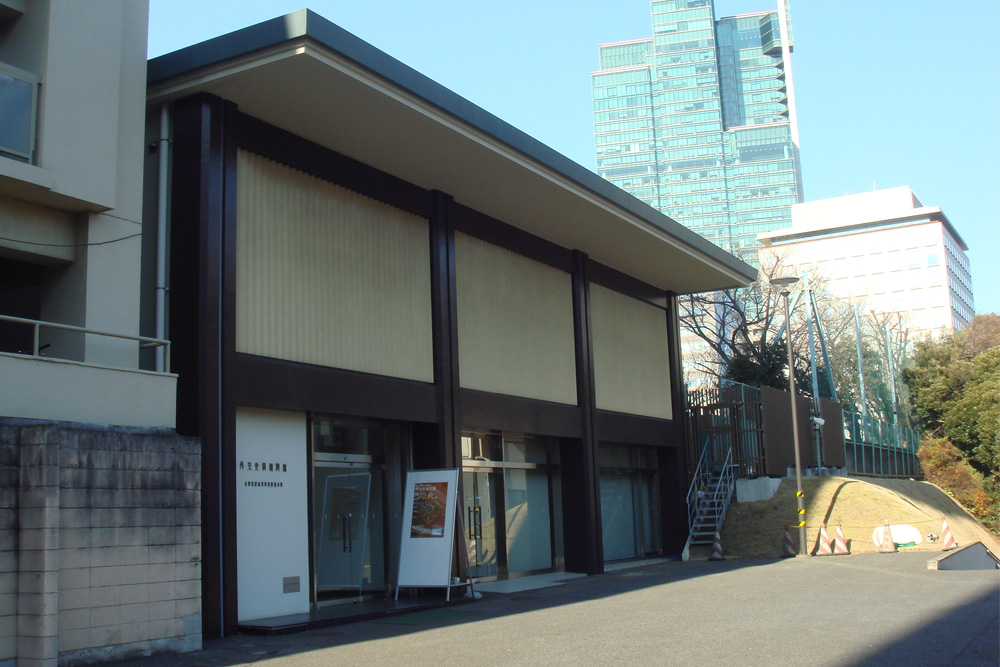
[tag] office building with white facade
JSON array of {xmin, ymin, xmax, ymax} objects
[{"xmin": 758, "ymin": 186, "xmax": 974, "ymax": 338}]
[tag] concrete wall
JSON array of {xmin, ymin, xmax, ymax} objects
[
  {"xmin": 735, "ymin": 476, "xmax": 783, "ymax": 503},
  {"xmin": 0, "ymin": 420, "xmax": 201, "ymax": 666},
  {"xmin": 0, "ymin": 354, "xmax": 176, "ymax": 428},
  {"xmin": 0, "ymin": 0, "xmax": 149, "ymax": 212}
]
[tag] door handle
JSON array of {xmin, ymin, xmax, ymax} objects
[
  {"xmin": 342, "ymin": 514, "xmax": 348, "ymax": 553},
  {"xmin": 468, "ymin": 507, "xmax": 474, "ymax": 540},
  {"xmin": 346, "ymin": 512, "xmax": 353, "ymax": 553}
]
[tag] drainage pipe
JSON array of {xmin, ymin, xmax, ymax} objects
[{"xmin": 155, "ymin": 103, "xmax": 170, "ymax": 372}]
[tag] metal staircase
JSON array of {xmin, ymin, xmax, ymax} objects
[{"xmin": 686, "ymin": 442, "xmax": 736, "ymax": 546}]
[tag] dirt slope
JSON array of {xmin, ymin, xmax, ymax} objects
[{"xmin": 720, "ymin": 476, "xmax": 1000, "ymax": 558}]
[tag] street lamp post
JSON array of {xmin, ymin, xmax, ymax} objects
[{"xmin": 771, "ymin": 275, "xmax": 807, "ymax": 556}]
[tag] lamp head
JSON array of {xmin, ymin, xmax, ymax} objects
[{"xmin": 770, "ymin": 275, "xmax": 799, "ymax": 294}]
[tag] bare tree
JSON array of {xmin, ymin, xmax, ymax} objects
[
  {"xmin": 680, "ymin": 253, "xmax": 803, "ymax": 388},
  {"xmin": 680, "ymin": 251, "xmax": 914, "ymax": 424}
]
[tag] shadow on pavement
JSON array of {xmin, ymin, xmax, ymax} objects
[
  {"xmin": 853, "ymin": 587, "xmax": 999, "ymax": 666},
  {"xmin": 110, "ymin": 556, "xmax": 778, "ymax": 666},
  {"xmin": 110, "ymin": 553, "xmax": 1000, "ymax": 666}
]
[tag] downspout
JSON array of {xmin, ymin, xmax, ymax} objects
[{"xmin": 155, "ymin": 103, "xmax": 170, "ymax": 372}]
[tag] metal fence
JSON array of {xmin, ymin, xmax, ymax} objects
[
  {"xmin": 686, "ymin": 383, "xmax": 765, "ymax": 479},
  {"xmin": 842, "ymin": 410, "xmax": 920, "ymax": 477},
  {"xmin": 687, "ymin": 382, "xmax": 922, "ymax": 480}
]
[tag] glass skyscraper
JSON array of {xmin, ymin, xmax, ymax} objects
[{"xmin": 593, "ymin": 0, "xmax": 803, "ymax": 255}]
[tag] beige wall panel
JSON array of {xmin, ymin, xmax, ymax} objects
[
  {"xmin": 236, "ymin": 151, "xmax": 433, "ymax": 382},
  {"xmin": 590, "ymin": 283, "xmax": 672, "ymax": 420},
  {"xmin": 455, "ymin": 233, "xmax": 576, "ymax": 404}
]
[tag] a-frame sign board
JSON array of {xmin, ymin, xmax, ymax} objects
[{"xmin": 396, "ymin": 469, "xmax": 472, "ymax": 601}]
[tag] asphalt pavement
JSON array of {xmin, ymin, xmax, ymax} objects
[{"xmin": 114, "ymin": 552, "xmax": 999, "ymax": 666}]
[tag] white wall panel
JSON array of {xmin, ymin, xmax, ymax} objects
[
  {"xmin": 455, "ymin": 233, "xmax": 576, "ymax": 404},
  {"xmin": 591, "ymin": 283, "xmax": 672, "ymax": 420},
  {"xmin": 236, "ymin": 407, "xmax": 309, "ymax": 621},
  {"xmin": 236, "ymin": 150, "xmax": 433, "ymax": 382}
]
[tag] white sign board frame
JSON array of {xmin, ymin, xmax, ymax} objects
[{"xmin": 396, "ymin": 468, "xmax": 460, "ymax": 599}]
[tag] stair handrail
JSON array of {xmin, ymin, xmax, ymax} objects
[
  {"xmin": 711, "ymin": 446, "xmax": 736, "ymax": 532},
  {"xmin": 686, "ymin": 435, "xmax": 711, "ymax": 533}
]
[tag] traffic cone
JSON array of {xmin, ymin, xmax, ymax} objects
[
  {"xmin": 940, "ymin": 518, "xmax": 958, "ymax": 550},
  {"xmin": 879, "ymin": 519, "xmax": 897, "ymax": 553},
  {"xmin": 833, "ymin": 523, "xmax": 850, "ymax": 555},
  {"xmin": 709, "ymin": 531, "xmax": 724, "ymax": 561},
  {"xmin": 815, "ymin": 523, "xmax": 833, "ymax": 556},
  {"xmin": 782, "ymin": 527, "xmax": 796, "ymax": 557}
]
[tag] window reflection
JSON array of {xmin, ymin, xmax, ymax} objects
[{"xmin": 461, "ymin": 431, "xmax": 562, "ymax": 579}]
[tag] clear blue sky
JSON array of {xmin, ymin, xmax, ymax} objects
[{"xmin": 149, "ymin": 0, "xmax": 1000, "ymax": 316}]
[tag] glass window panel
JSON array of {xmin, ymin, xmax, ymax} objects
[
  {"xmin": 503, "ymin": 435, "xmax": 549, "ymax": 464},
  {"xmin": 0, "ymin": 71, "xmax": 34, "ymax": 158},
  {"xmin": 600, "ymin": 473, "xmax": 636, "ymax": 561},
  {"xmin": 504, "ymin": 468, "xmax": 552, "ymax": 573},
  {"xmin": 313, "ymin": 416, "xmax": 395, "ymax": 457},
  {"xmin": 462, "ymin": 432, "xmax": 501, "ymax": 462}
]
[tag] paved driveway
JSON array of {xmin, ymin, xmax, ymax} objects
[{"xmin": 119, "ymin": 552, "xmax": 999, "ymax": 666}]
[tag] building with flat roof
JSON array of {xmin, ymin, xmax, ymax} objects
[
  {"xmin": 759, "ymin": 186, "xmax": 974, "ymax": 338},
  {"xmin": 146, "ymin": 9, "xmax": 755, "ymax": 640},
  {"xmin": 592, "ymin": 0, "xmax": 803, "ymax": 254}
]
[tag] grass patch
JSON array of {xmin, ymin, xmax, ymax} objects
[{"xmin": 720, "ymin": 477, "xmax": 951, "ymax": 557}]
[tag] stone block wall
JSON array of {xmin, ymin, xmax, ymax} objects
[{"xmin": 0, "ymin": 420, "xmax": 201, "ymax": 666}]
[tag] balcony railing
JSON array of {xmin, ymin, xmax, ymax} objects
[{"xmin": 0, "ymin": 313, "xmax": 170, "ymax": 372}]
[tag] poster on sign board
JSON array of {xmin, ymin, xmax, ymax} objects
[
  {"xmin": 410, "ymin": 481, "xmax": 449, "ymax": 538},
  {"xmin": 396, "ymin": 469, "xmax": 459, "ymax": 596}
]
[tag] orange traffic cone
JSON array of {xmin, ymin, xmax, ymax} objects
[
  {"xmin": 709, "ymin": 531, "xmax": 724, "ymax": 561},
  {"xmin": 879, "ymin": 519, "xmax": 897, "ymax": 553},
  {"xmin": 782, "ymin": 527, "xmax": 796, "ymax": 558},
  {"xmin": 815, "ymin": 524, "xmax": 833, "ymax": 556},
  {"xmin": 833, "ymin": 523, "xmax": 850, "ymax": 555},
  {"xmin": 940, "ymin": 518, "xmax": 958, "ymax": 550}
]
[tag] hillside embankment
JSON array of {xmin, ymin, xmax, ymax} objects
[{"xmin": 720, "ymin": 476, "xmax": 1000, "ymax": 558}]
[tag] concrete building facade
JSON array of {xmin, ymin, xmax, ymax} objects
[
  {"xmin": 758, "ymin": 186, "xmax": 975, "ymax": 338},
  {"xmin": 0, "ymin": 2, "xmax": 197, "ymax": 665},
  {"xmin": 0, "ymin": 0, "xmax": 175, "ymax": 426},
  {"xmin": 145, "ymin": 9, "xmax": 755, "ymax": 641}
]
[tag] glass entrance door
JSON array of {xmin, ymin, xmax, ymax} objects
[
  {"xmin": 462, "ymin": 470, "xmax": 499, "ymax": 579},
  {"xmin": 313, "ymin": 466, "xmax": 385, "ymax": 601},
  {"xmin": 461, "ymin": 431, "xmax": 563, "ymax": 581},
  {"xmin": 310, "ymin": 415, "xmax": 407, "ymax": 605}
]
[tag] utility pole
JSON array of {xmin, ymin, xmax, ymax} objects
[{"xmin": 772, "ymin": 275, "xmax": 806, "ymax": 556}]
